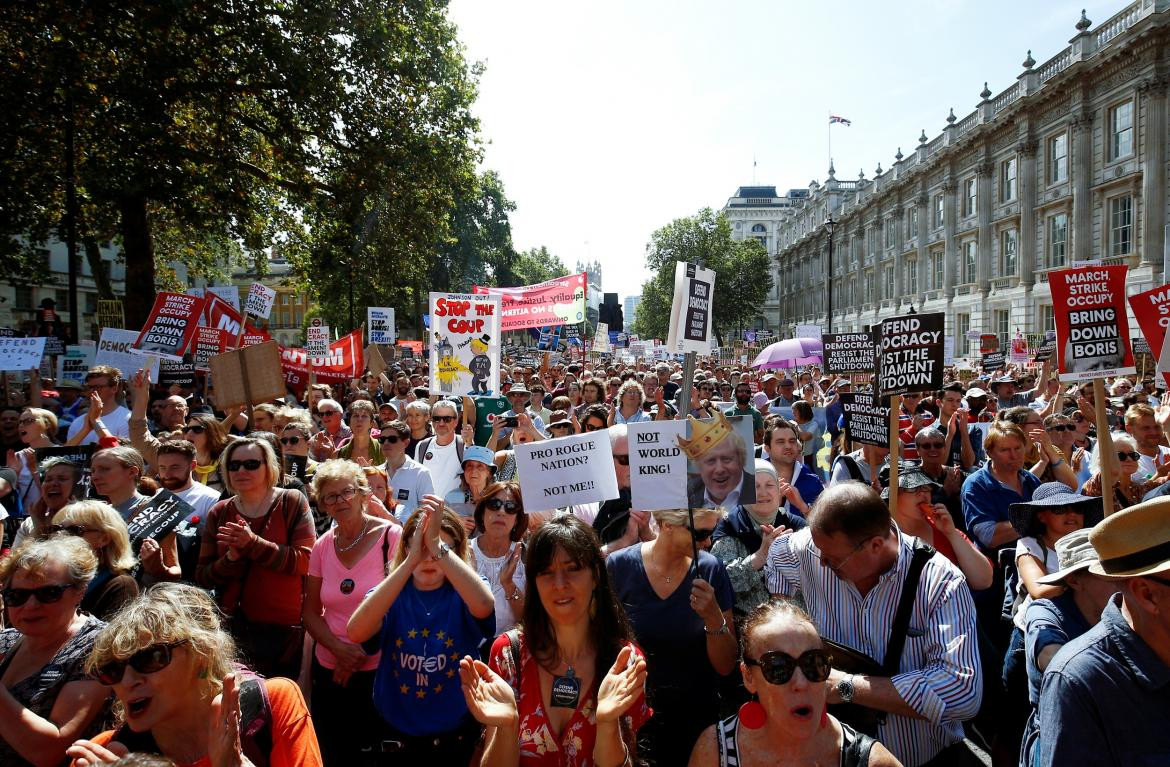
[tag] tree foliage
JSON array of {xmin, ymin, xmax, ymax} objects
[{"xmin": 631, "ymin": 209, "xmax": 773, "ymax": 346}]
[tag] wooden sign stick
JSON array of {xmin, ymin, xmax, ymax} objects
[
  {"xmin": 888, "ymin": 394, "xmax": 902, "ymax": 515},
  {"xmin": 1092, "ymin": 378, "xmax": 1116, "ymax": 517}
]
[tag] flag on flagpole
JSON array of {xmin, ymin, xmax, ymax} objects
[{"xmin": 829, "ymin": 115, "xmax": 852, "ymax": 126}]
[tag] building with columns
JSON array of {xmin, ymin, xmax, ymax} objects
[
  {"xmin": 772, "ymin": 1, "xmax": 1169, "ymax": 358},
  {"xmin": 722, "ymin": 186, "xmax": 808, "ymax": 332}
]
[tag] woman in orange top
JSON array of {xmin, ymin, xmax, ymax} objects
[{"xmin": 66, "ymin": 583, "xmax": 322, "ymax": 767}]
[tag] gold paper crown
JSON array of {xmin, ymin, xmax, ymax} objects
[{"xmin": 677, "ymin": 411, "xmax": 733, "ymax": 461}]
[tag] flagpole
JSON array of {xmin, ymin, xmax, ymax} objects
[{"xmin": 827, "ymin": 111, "xmax": 832, "ymax": 171}]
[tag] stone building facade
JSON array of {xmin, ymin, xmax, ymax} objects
[{"xmin": 772, "ymin": 1, "xmax": 1170, "ymax": 358}]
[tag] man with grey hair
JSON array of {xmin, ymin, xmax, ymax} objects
[{"xmin": 413, "ymin": 399, "xmax": 464, "ymax": 497}]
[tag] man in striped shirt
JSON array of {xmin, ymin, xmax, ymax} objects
[{"xmin": 765, "ymin": 482, "xmax": 982, "ymax": 766}]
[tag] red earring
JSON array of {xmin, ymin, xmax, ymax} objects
[{"xmin": 738, "ymin": 697, "xmax": 767, "ymax": 729}]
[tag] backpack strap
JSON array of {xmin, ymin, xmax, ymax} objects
[
  {"xmin": 416, "ymin": 437, "xmax": 433, "ymax": 463},
  {"xmin": 880, "ymin": 538, "xmax": 935, "ymax": 676},
  {"xmin": 505, "ymin": 628, "xmax": 522, "ymax": 695}
]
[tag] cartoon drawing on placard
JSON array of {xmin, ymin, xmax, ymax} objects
[
  {"xmin": 433, "ymin": 333, "xmax": 466, "ymax": 393},
  {"xmin": 468, "ymin": 334, "xmax": 493, "ymax": 395}
]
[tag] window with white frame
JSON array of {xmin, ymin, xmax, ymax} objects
[
  {"xmin": 1048, "ymin": 213, "xmax": 1068, "ymax": 268},
  {"xmin": 963, "ymin": 240, "xmax": 977, "ymax": 283},
  {"xmin": 933, "ymin": 195, "xmax": 944, "ymax": 228},
  {"xmin": 964, "ymin": 178, "xmax": 976, "ymax": 217},
  {"xmin": 908, "ymin": 208, "xmax": 918, "ymax": 239},
  {"xmin": 906, "ymin": 259, "xmax": 918, "ymax": 294},
  {"xmin": 1040, "ymin": 305, "xmax": 1055, "ymax": 334},
  {"xmin": 1110, "ymin": 101, "xmax": 1134, "ymax": 160},
  {"xmin": 1110, "ymin": 196, "xmax": 1133, "ymax": 257},
  {"xmin": 1049, "ymin": 133, "xmax": 1068, "ymax": 184},
  {"xmin": 1001, "ymin": 229, "xmax": 1018, "ymax": 275},
  {"xmin": 995, "ymin": 309, "xmax": 1010, "ymax": 348},
  {"xmin": 931, "ymin": 251, "xmax": 944, "ymax": 290},
  {"xmin": 884, "ymin": 266, "xmax": 894, "ymax": 299},
  {"xmin": 957, "ymin": 313, "xmax": 971, "ymax": 356},
  {"xmin": 1000, "ymin": 157, "xmax": 1017, "ymax": 202},
  {"xmin": 886, "ymin": 219, "xmax": 896, "ymax": 249}
]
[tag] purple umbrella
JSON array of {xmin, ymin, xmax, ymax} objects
[{"xmin": 751, "ymin": 337, "xmax": 823, "ymax": 369}]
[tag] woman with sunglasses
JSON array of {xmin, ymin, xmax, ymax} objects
[
  {"xmin": 460, "ymin": 514, "xmax": 650, "ymax": 766},
  {"xmin": 183, "ymin": 414, "xmax": 233, "ymax": 495},
  {"xmin": 279, "ymin": 417, "xmax": 319, "ymax": 481},
  {"xmin": 91, "ymin": 446, "xmax": 181, "ymax": 585},
  {"xmin": 688, "ymin": 599, "xmax": 899, "ymax": 767},
  {"xmin": 51, "ymin": 500, "xmax": 139, "ymax": 621},
  {"xmin": 8, "ymin": 407, "xmax": 58, "ymax": 511},
  {"xmin": 347, "ymin": 497, "xmax": 495, "ymax": 763},
  {"xmin": 336, "ymin": 400, "xmax": 384, "ymax": 466},
  {"xmin": 303, "ymin": 460, "xmax": 398, "ymax": 765},
  {"xmin": 578, "ymin": 404, "xmax": 610, "ymax": 435},
  {"xmin": 1080, "ymin": 432, "xmax": 1150, "ymax": 509},
  {"xmin": 607, "ymin": 507, "xmax": 736, "ymax": 766},
  {"xmin": 0, "ymin": 535, "xmax": 111, "ymax": 766},
  {"xmin": 196, "ymin": 438, "xmax": 316, "ymax": 680},
  {"xmin": 67, "ymin": 583, "xmax": 323, "ymax": 767},
  {"xmin": 470, "ymin": 481, "xmax": 528, "ymax": 632}
]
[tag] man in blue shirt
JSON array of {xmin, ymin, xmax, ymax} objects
[{"xmin": 1037, "ymin": 496, "xmax": 1170, "ymax": 766}]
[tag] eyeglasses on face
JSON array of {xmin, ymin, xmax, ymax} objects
[
  {"xmin": 1046, "ymin": 424, "xmax": 1075, "ymax": 432},
  {"xmin": 279, "ymin": 436, "xmax": 302, "ymax": 446},
  {"xmin": 3, "ymin": 582, "xmax": 75, "ymax": 607},
  {"xmin": 743, "ymin": 649, "xmax": 833, "ymax": 686},
  {"xmin": 322, "ymin": 486, "xmax": 359, "ymax": 506},
  {"xmin": 47, "ymin": 524, "xmax": 88, "ymax": 537},
  {"xmin": 226, "ymin": 459, "xmax": 263, "ymax": 472},
  {"xmin": 583, "ymin": 422, "xmax": 605, "ymax": 432},
  {"xmin": 689, "ymin": 526, "xmax": 715, "ymax": 543},
  {"xmin": 432, "ymin": 415, "xmax": 457, "ymax": 424},
  {"xmin": 319, "ymin": 410, "xmax": 341, "ymax": 417},
  {"xmin": 182, "ymin": 425, "xmax": 206, "ymax": 434},
  {"xmin": 484, "ymin": 498, "xmax": 520, "ymax": 514},
  {"xmin": 95, "ymin": 641, "xmax": 188, "ymax": 686},
  {"xmin": 917, "ymin": 442, "xmax": 945, "ymax": 450}
]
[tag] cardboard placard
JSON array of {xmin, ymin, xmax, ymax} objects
[
  {"xmin": 192, "ymin": 327, "xmax": 229, "ymax": 372},
  {"xmin": 980, "ymin": 334, "xmax": 1000, "ymax": 354},
  {"xmin": 125, "ymin": 489, "xmax": 193, "ymax": 546},
  {"xmin": 514, "ymin": 430, "xmax": 619, "ymax": 506},
  {"xmin": 593, "ymin": 322, "xmax": 610, "ymax": 352},
  {"xmin": 244, "ymin": 283, "xmax": 277, "ymax": 320},
  {"xmin": 208, "ymin": 341, "xmax": 288, "ymax": 410},
  {"xmin": 823, "ymin": 332, "xmax": 876, "ymax": 374},
  {"xmin": 666, "ymin": 262, "xmax": 716, "ymax": 355},
  {"xmin": 429, "ymin": 292, "xmax": 502, "ymax": 396},
  {"xmin": 365, "ymin": 344, "xmax": 387, "ymax": 377},
  {"xmin": 133, "ymin": 292, "xmax": 206, "ymax": 360},
  {"xmin": 367, "ymin": 307, "xmax": 396, "ymax": 344},
  {"xmin": 627, "ymin": 420, "xmax": 688, "ymax": 510},
  {"xmin": 1049, "ymin": 265, "xmax": 1136, "ymax": 381},
  {"xmin": 95, "ymin": 328, "xmax": 160, "ymax": 380},
  {"xmin": 839, "ymin": 391, "xmax": 891, "ymax": 447},
  {"xmin": 877, "ymin": 312, "xmax": 945, "ymax": 397},
  {"xmin": 0, "ymin": 337, "xmax": 47, "ymax": 371}
]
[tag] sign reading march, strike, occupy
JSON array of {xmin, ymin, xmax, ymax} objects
[
  {"xmin": 133, "ymin": 292, "xmax": 206, "ymax": 359},
  {"xmin": 1049, "ymin": 265, "xmax": 1135, "ymax": 382},
  {"xmin": 877, "ymin": 312, "xmax": 945, "ymax": 398}
]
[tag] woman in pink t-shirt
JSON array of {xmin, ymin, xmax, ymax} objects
[{"xmin": 304, "ymin": 459, "xmax": 400, "ymax": 765}]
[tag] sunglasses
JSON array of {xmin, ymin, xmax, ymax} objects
[
  {"xmin": 583, "ymin": 422, "xmax": 605, "ymax": 432},
  {"xmin": 1046, "ymin": 424, "xmax": 1075, "ymax": 432},
  {"xmin": 2, "ymin": 583, "xmax": 75, "ymax": 607},
  {"xmin": 378, "ymin": 435, "xmax": 400, "ymax": 444},
  {"xmin": 550, "ymin": 424, "xmax": 572, "ymax": 431},
  {"xmin": 227, "ymin": 459, "xmax": 264, "ymax": 472},
  {"xmin": 1117, "ymin": 451, "xmax": 1141, "ymax": 462},
  {"xmin": 484, "ymin": 498, "xmax": 520, "ymax": 514},
  {"xmin": 320, "ymin": 410, "xmax": 341, "ymax": 417},
  {"xmin": 279, "ymin": 436, "xmax": 302, "ymax": 446},
  {"xmin": 48, "ymin": 524, "xmax": 88, "ymax": 537},
  {"xmin": 689, "ymin": 526, "xmax": 715, "ymax": 543},
  {"xmin": 182, "ymin": 425, "xmax": 206, "ymax": 435},
  {"xmin": 743, "ymin": 649, "xmax": 833, "ymax": 686},
  {"xmin": 432, "ymin": 415, "xmax": 457, "ymax": 423},
  {"xmin": 613, "ymin": 454, "xmax": 630, "ymax": 466},
  {"xmin": 95, "ymin": 641, "xmax": 188, "ymax": 686},
  {"xmin": 917, "ymin": 442, "xmax": 945, "ymax": 450}
]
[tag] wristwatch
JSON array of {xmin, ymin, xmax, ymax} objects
[
  {"xmin": 837, "ymin": 674, "xmax": 856, "ymax": 704},
  {"xmin": 436, "ymin": 542, "xmax": 451, "ymax": 560},
  {"xmin": 703, "ymin": 618, "xmax": 731, "ymax": 636}
]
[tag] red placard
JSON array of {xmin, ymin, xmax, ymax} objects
[
  {"xmin": 1049, "ymin": 265, "xmax": 1136, "ymax": 382},
  {"xmin": 202, "ymin": 294, "xmax": 272, "ymax": 346},
  {"xmin": 1127, "ymin": 282, "xmax": 1170, "ymax": 386},
  {"xmin": 280, "ymin": 330, "xmax": 364, "ymax": 395},
  {"xmin": 133, "ymin": 292, "xmax": 206, "ymax": 359},
  {"xmin": 192, "ymin": 327, "xmax": 229, "ymax": 371}
]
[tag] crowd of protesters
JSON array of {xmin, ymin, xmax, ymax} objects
[{"xmin": 0, "ymin": 351, "xmax": 1166, "ymax": 766}]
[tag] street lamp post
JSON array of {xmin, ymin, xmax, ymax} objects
[{"xmin": 824, "ymin": 214, "xmax": 837, "ymax": 333}]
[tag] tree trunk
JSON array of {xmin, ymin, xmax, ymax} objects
[
  {"xmin": 120, "ymin": 193, "xmax": 155, "ymax": 329},
  {"xmin": 82, "ymin": 237, "xmax": 115, "ymax": 300}
]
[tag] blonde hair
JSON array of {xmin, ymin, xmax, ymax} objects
[
  {"xmin": 22, "ymin": 407, "xmax": 58, "ymax": 436},
  {"xmin": 312, "ymin": 458, "xmax": 371, "ymax": 495},
  {"xmin": 282, "ymin": 411, "xmax": 313, "ymax": 436},
  {"xmin": 53, "ymin": 500, "xmax": 137, "ymax": 575},
  {"xmin": 651, "ymin": 507, "xmax": 727, "ymax": 529},
  {"xmin": 87, "ymin": 583, "xmax": 237, "ymax": 706},
  {"xmin": 220, "ymin": 438, "xmax": 281, "ymax": 494},
  {"xmin": 93, "ymin": 445, "xmax": 145, "ymax": 481},
  {"xmin": 0, "ymin": 534, "xmax": 97, "ymax": 588}
]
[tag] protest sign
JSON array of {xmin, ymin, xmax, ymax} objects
[
  {"xmin": 1049, "ymin": 264, "xmax": 1135, "ymax": 382},
  {"xmin": 285, "ymin": 454, "xmax": 309, "ymax": 484},
  {"xmin": 36, "ymin": 445, "xmax": 96, "ymax": 498},
  {"xmin": 429, "ymin": 293, "xmax": 501, "ymax": 396},
  {"xmin": 1132, "ymin": 337, "xmax": 1155, "ymax": 381},
  {"xmin": 158, "ymin": 358, "xmax": 197, "ymax": 388},
  {"xmin": 97, "ymin": 299, "xmax": 125, "ymax": 331},
  {"xmin": 95, "ymin": 328, "xmax": 159, "ymax": 380},
  {"xmin": 944, "ymin": 336, "xmax": 955, "ymax": 366},
  {"xmin": 839, "ymin": 391, "xmax": 891, "ymax": 447},
  {"xmin": 1033, "ymin": 335, "xmax": 1057, "ymax": 363},
  {"xmin": 980, "ymin": 334, "xmax": 999, "ymax": 354},
  {"xmin": 57, "ymin": 345, "xmax": 96, "ymax": 386},
  {"xmin": 795, "ymin": 324, "xmax": 821, "ymax": 339},
  {"xmin": 397, "ymin": 340, "xmax": 423, "ymax": 356},
  {"xmin": 514, "ymin": 430, "xmax": 619, "ymax": 506},
  {"xmin": 244, "ymin": 283, "xmax": 277, "ymax": 320},
  {"xmin": 207, "ymin": 285, "xmax": 241, "ymax": 312},
  {"xmin": 192, "ymin": 327, "xmax": 228, "ymax": 372},
  {"xmin": 201, "ymin": 294, "xmax": 272, "ymax": 342},
  {"xmin": 666, "ymin": 262, "xmax": 716, "ymax": 355},
  {"xmin": 280, "ymin": 330, "xmax": 364, "ymax": 394},
  {"xmin": 133, "ymin": 292, "xmax": 206, "ymax": 359},
  {"xmin": 125, "ymin": 490, "xmax": 193, "ymax": 547},
  {"xmin": 306, "ymin": 325, "xmax": 330, "ymax": 357},
  {"xmin": 367, "ymin": 307, "xmax": 396, "ymax": 344},
  {"xmin": 209, "ymin": 342, "xmax": 287, "ymax": 410},
  {"xmin": 982, "ymin": 351, "xmax": 1007, "ymax": 371},
  {"xmin": 680, "ymin": 413, "xmax": 756, "ymax": 508},
  {"xmin": 0, "ymin": 337, "xmax": 47, "ymax": 371},
  {"xmin": 1010, "ymin": 331, "xmax": 1029, "ymax": 365},
  {"xmin": 1128, "ymin": 282, "xmax": 1170, "ymax": 385},
  {"xmin": 365, "ymin": 344, "xmax": 387, "ymax": 377},
  {"xmin": 593, "ymin": 322, "xmax": 610, "ymax": 353},
  {"xmin": 44, "ymin": 336, "xmax": 66, "ymax": 357},
  {"xmin": 877, "ymin": 312, "xmax": 945, "ymax": 397},
  {"xmin": 627, "ymin": 420, "xmax": 688, "ymax": 510},
  {"xmin": 822, "ymin": 332, "xmax": 876, "ymax": 374},
  {"xmin": 473, "ymin": 272, "xmax": 588, "ymax": 332}
]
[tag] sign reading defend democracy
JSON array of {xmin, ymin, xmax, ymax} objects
[
  {"xmin": 513, "ymin": 430, "xmax": 619, "ymax": 507},
  {"xmin": 823, "ymin": 332, "xmax": 876, "ymax": 374},
  {"xmin": 244, "ymin": 282, "xmax": 277, "ymax": 320},
  {"xmin": 877, "ymin": 312, "xmax": 945, "ymax": 397},
  {"xmin": 133, "ymin": 292, "xmax": 206, "ymax": 360},
  {"xmin": 627, "ymin": 420, "xmax": 688, "ymax": 510},
  {"xmin": 125, "ymin": 489, "xmax": 193, "ymax": 545},
  {"xmin": 839, "ymin": 391, "xmax": 891, "ymax": 447},
  {"xmin": 472, "ymin": 273, "xmax": 587, "ymax": 332},
  {"xmin": 0, "ymin": 337, "xmax": 47, "ymax": 371},
  {"xmin": 95, "ymin": 328, "xmax": 159, "ymax": 380},
  {"xmin": 1049, "ymin": 264, "xmax": 1136, "ymax": 382},
  {"xmin": 667, "ymin": 261, "xmax": 716, "ymax": 355}
]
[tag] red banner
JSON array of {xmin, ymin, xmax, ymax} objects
[
  {"xmin": 472, "ymin": 272, "xmax": 588, "ymax": 332},
  {"xmin": 201, "ymin": 295, "xmax": 271, "ymax": 346},
  {"xmin": 280, "ymin": 330, "xmax": 364, "ymax": 394},
  {"xmin": 1049, "ymin": 265, "xmax": 1135, "ymax": 382},
  {"xmin": 133, "ymin": 292, "xmax": 206, "ymax": 359},
  {"xmin": 1127, "ymin": 282, "xmax": 1170, "ymax": 386}
]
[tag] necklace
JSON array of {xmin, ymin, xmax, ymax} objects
[
  {"xmin": 646, "ymin": 546, "xmax": 687, "ymax": 584},
  {"xmin": 335, "ymin": 517, "xmax": 372, "ymax": 553}
]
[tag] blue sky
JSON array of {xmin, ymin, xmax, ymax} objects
[{"xmin": 448, "ymin": 0, "xmax": 1125, "ymax": 298}]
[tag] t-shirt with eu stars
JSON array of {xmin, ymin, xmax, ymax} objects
[{"xmin": 371, "ymin": 579, "xmax": 495, "ymax": 737}]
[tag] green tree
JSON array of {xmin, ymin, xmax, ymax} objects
[
  {"xmin": 631, "ymin": 209, "xmax": 772, "ymax": 346},
  {"xmin": 510, "ymin": 246, "xmax": 569, "ymax": 287},
  {"xmin": 432, "ymin": 170, "xmax": 516, "ymax": 293}
]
